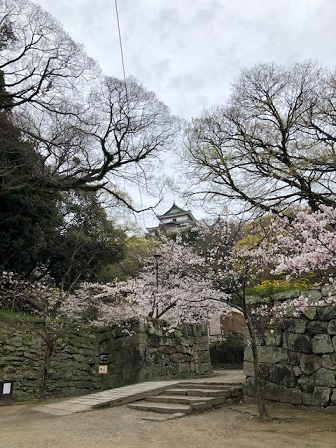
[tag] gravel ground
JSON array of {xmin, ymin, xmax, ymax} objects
[{"xmin": 0, "ymin": 402, "xmax": 335, "ymax": 448}]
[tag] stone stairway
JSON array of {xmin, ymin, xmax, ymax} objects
[{"xmin": 127, "ymin": 381, "xmax": 244, "ymax": 419}]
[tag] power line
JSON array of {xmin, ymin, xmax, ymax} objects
[
  {"xmin": 114, "ymin": 0, "xmax": 146, "ymax": 229},
  {"xmin": 114, "ymin": 0, "xmax": 127, "ymax": 85}
]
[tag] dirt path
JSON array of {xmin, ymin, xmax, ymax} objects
[{"xmin": 0, "ymin": 402, "xmax": 335, "ymax": 448}]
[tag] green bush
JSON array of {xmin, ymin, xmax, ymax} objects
[{"xmin": 248, "ymin": 278, "xmax": 316, "ymax": 297}]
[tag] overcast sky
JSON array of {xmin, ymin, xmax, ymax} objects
[
  {"xmin": 32, "ymin": 0, "xmax": 336, "ymax": 225},
  {"xmin": 33, "ymin": 0, "xmax": 335, "ymax": 120}
]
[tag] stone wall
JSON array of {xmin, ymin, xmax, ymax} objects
[
  {"xmin": 99, "ymin": 319, "xmax": 211, "ymax": 390},
  {"xmin": 0, "ymin": 317, "xmax": 102, "ymax": 401},
  {"xmin": 0, "ymin": 316, "xmax": 211, "ymax": 401},
  {"xmin": 244, "ymin": 289, "xmax": 336, "ymax": 411}
]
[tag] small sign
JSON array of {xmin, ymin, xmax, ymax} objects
[
  {"xmin": 3, "ymin": 383, "xmax": 11, "ymax": 394},
  {"xmin": 98, "ymin": 365, "xmax": 108, "ymax": 375},
  {"xmin": 99, "ymin": 354, "xmax": 108, "ymax": 364}
]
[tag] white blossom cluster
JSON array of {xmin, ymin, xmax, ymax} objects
[
  {"xmin": 251, "ymin": 294, "xmax": 336, "ymax": 319},
  {"xmin": 67, "ymin": 236, "xmax": 232, "ymax": 326}
]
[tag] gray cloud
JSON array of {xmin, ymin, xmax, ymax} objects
[
  {"xmin": 22, "ymin": 0, "xmax": 336, "ymax": 223},
  {"xmin": 33, "ymin": 0, "xmax": 336, "ymax": 118}
]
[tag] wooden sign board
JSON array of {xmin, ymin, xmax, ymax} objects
[{"xmin": 98, "ymin": 365, "xmax": 108, "ymax": 375}]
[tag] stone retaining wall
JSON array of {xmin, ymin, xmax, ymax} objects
[
  {"xmin": 0, "ymin": 317, "xmax": 101, "ymax": 401},
  {"xmin": 244, "ymin": 289, "xmax": 336, "ymax": 411},
  {"xmin": 99, "ymin": 319, "xmax": 211, "ymax": 389},
  {"xmin": 0, "ymin": 316, "xmax": 211, "ymax": 401}
]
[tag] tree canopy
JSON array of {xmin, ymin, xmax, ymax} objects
[
  {"xmin": 183, "ymin": 62, "xmax": 336, "ymax": 216},
  {"xmin": 0, "ymin": 0, "xmax": 180, "ymax": 287},
  {"xmin": 0, "ymin": 0, "xmax": 179, "ymax": 206}
]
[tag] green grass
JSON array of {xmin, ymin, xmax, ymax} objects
[{"xmin": 0, "ymin": 309, "xmax": 39, "ymax": 321}]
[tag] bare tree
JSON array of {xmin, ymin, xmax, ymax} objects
[
  {"xmin": 183, "ymin": 62, "xmax": 336, "ymax": 216},
  {"xmin": 0, "ymin": 0, "xmax": 180, "ymax": 207},
  {"xmin": 11, "ymin": 75, "xmax": 179, "ymax": 202},
  {"xmin": 0, "ymin": 0, "xmax": 99, "ymax": 110}
]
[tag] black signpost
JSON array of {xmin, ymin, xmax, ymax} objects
[{"xmin": 99, "ymin": 354, "xmax": 108, "ymax": 365}]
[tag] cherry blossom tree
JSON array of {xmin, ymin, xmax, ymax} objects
[
  {"xmin": 0, "ymin": 271, "xmax": 70, "ymax": 397},
  {"xmin": 66, "ymin": 236, "xmax": 231, "ymax": 327},
  {"xmin": 188, "ymin": 218, "xmax": 271, "ymax": 417},
  {"xmin": 231, "ymin": 208, "xmax": 336, "ymax": 417},
  {"xmin": 268, "ymin": 206, "xmax": 336, "ymax": 279},
  {"xmin": 247, "ymin": 206, "xmax": 336, "ymax": 319}
]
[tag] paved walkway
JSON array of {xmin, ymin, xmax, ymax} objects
[{"xmin": 33, "ymin": 370, "xmax": 245, "ymax": 416}]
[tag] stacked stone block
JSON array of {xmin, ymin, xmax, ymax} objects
[
  {"xmin": 244, "ymin": 289, "xmax": 336, "ymax": 411},
  {"xmin": 99, "ymin": 319, "xmax": 212, "ymax": 389},
  {"xmin": 0, "ymin": 318, "xmax": 101, "ymax": 400},
  {"xmin": 0, "ymin": 317, "xmax": 211, "ymax": 401}
]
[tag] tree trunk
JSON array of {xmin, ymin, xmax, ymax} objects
[
  {"xmin": 244, "ymin": 311, "xmax": 268, "ymax": 419},
  {"xmin": 41, "ymin": 335, "xmax": 54, "ymax": 399}
]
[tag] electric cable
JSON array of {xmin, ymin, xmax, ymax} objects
[{"xmin": 114, "ymin": 0, "xmax": 147, "ymax": 229}]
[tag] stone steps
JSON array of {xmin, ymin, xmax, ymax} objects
[
  {"xmin": 174, "ymin": 382, "xmax": 236, "ymax": 390},
  {"xmin": 164, "ymin": 388, "xmax": 228, "ymax": 397},
  {"xmin": 146, "ymin": 394, "xmax": 215, "ymax": 405},
  {"xmin": 127, "ymin": 382, "xmax": 244, "ymax": 418},
  {"xmin": 127, "ymin": 401, "xmax": 193, "ymax": 414}
]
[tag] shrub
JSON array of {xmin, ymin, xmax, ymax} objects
[{"xmin": 249, "ymin": 277, "xmax": 316, "ymax": 297}]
